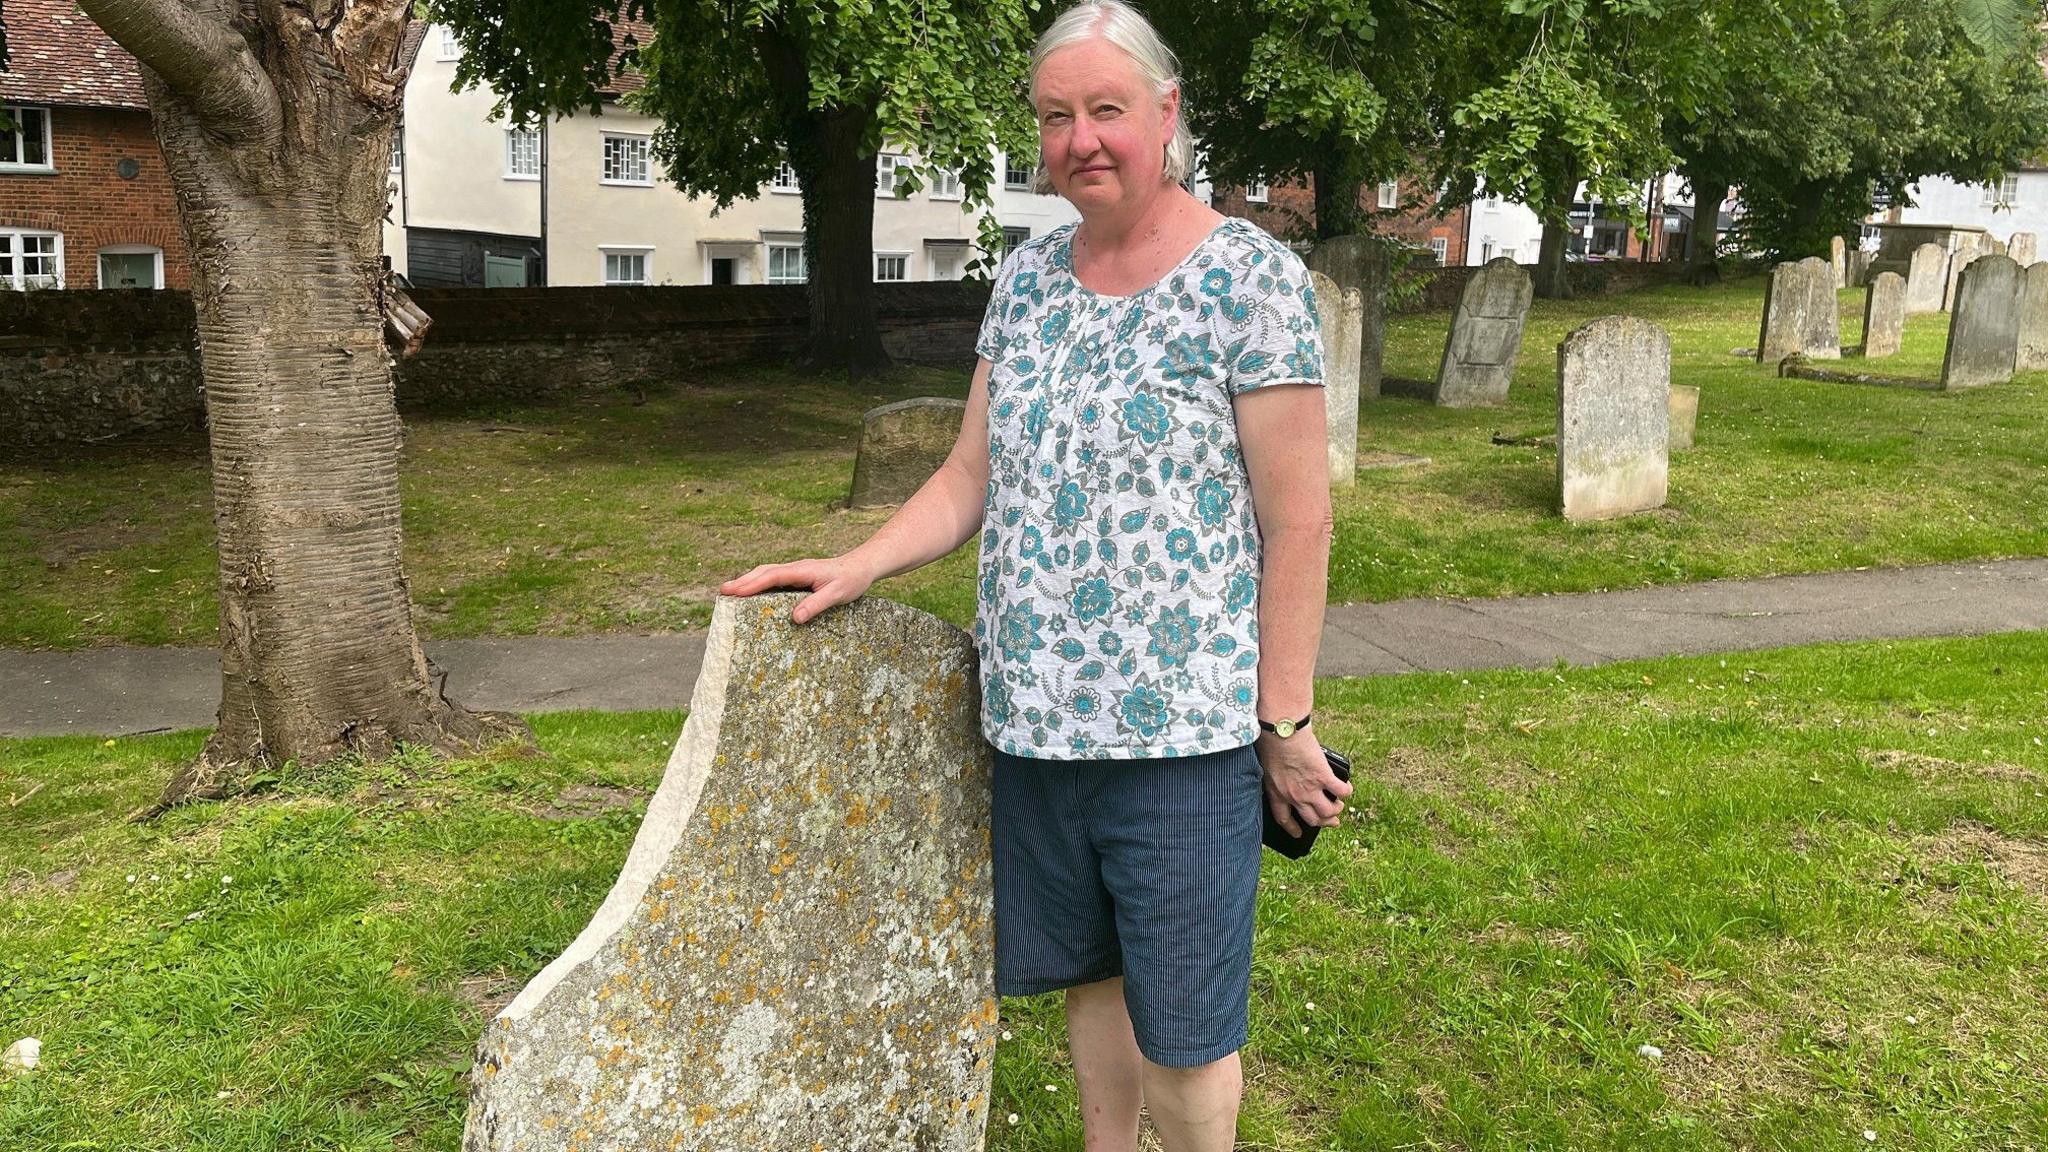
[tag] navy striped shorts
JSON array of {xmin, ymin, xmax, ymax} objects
[{"xmin": 991, "ymin": 742, "xmax": 1264, "ymax": 1068}]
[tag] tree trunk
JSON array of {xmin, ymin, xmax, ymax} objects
[
  {"xmin": 131, "ymin": 17, "xmax": 522, "ymax": 808},
  {"xmin": 1686, "ymin": 176, "xmax": 1729, "ymax": 286},
  {"xmin": 1532, "ymin": 153, "xmax": 1580, "ymax": 300},
  {"xmin": 1312, "ymin": 142, "xmax": 1368, "ymax": 241},
  {"xmin": 797, "ymin": 106, "xmax": 891, "ymax": 375}
]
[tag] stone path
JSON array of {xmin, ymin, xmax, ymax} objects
[{"xmin": 4, "ymin": 559, "xmax": 2044, "ymax": 738}]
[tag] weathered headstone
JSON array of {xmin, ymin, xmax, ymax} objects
[
  {"xmin": 1943, "ymin": 249, "xmax": 1986, "ymax": 313},
  {"xmin": 848, "ymin": 397, "xmax": 968, "ymax": 508},
  {"xmin": 1830, "ymin": 235, "xmax": 1847, "ymax": 287},
  {"xmin": 1307, "ymin": 235, "xmax": 1391, "ymax": 401},
  {"xmin": 2013, "ymin": 261, "xmax": 2048, "ymax": 373},
  {"xmin": 1668, "ymin": 385, "xmax": 1699, "ymax": 451},
  {"xmin": 1557, "ymin": 316, "xmax": 1671, "ymax": 522},
  {"xmin": 1309, "ymin": 271, "xmax": 1362, "ymax": 487},
  {"xmin": 1846, "ymin": 249, "xmax": 1875, "ymax": 288},
  {"xmin": 1755, "ymin": 257, "xmax": 1839, "ymax": 363},
  {"xmin": 2011, "ymin": 232, "xmax": 2040, "ymax": 268},
  {"xmin": 463, "ymin": 593, "xmax": 996, "ymax": 1152},
  {"xmin": 1434, "ymin": 257, "xmax": 1534, "ymax": 407},
  {"xmin": 1940, "ymin": 254, "xmax": 2024, "ymax": 390},
  {"xmin": 1860, "ymin": 271, "xmax": 1906, "ymax": 359},
  {"xmin": 1904, "ymin": 243, "xmax": 1949, "ymax": 314}
]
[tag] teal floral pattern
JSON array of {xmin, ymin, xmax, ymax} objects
[{"xmin": 973, "ymin": 217, "xmax": 1324, "ymax": 759}]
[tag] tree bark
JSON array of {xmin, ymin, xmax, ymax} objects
[
  {"xmin": 796, "ymin": 105, "xmax": 892, "ymax": 375},
  {"xmin": 1685, "ymin": 176, "xmax": 1729, "ymax": 286},
  {"xmin": 1312, "ymin": 142, "xmax": 1368, "ymax": 241},
  {"xmin": 1532, "ymin": 153, "xmax": 1580, "ymax": 300},
  {"xmin": 87, "ymin": 2, "xmax": 524, "ymax": 807}
]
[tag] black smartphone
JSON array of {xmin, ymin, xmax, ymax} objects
[{"xmin": 1260, "ymin": 746, "xmax": 1353, "ymax": 860}]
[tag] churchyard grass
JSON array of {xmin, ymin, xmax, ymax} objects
[
  {"xmin": 5, "ymin": 630, "xmax": 2045, "ymax": 1148},
  {"xmin": 1, "ymin": 276, "xmax": 2043, "ymax": 650}
]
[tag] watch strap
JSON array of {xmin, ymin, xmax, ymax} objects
[{"xmin": 1258, "ymin": 712, "xmax": 1312, "ymax": 739}]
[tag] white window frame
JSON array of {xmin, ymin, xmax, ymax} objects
[
  {"xmin": 874, "ymin": 251, "xmax": 910, "ymax": 282},
  {"xmin": 1, "ymin": 104, "xmax": 55, "ymax": 173},
  {"xmin": 389, "ymin": 127, "xmax": 403, "ymax": 174},
  {"xmin": 504, "ymin": 128, "xmax": 540, "ymax": 180},
  {"xmin": 766, "ymin": 241, "xmax": 807, "ymax": 285},
  {"xmin": 96, "ymin": 244, "xmax": 163, "ymax": 290},
  {"xmin": 1378, "ymin": 180, "xmax": 1400, "ymax": 210},
  {"xmin": 1002, "ymin": 226, "xmax": 1031, "ymax": 257},
  {"xmin": 1429, "ymin": 236, "xmax": 1449, "ymax": 265},
  {"xmin": 601, "ymin": 132, "xmax": 654, "ymax": 187},
  {"xmin": 0, "ymin": 229, "xmax": 65, "ymax": 290},
  {"xmin": 1981, "ymin": 172, "xmax": 2021, "ymax": 208},
  {"xmin": 877, "ymin": 152, "xmax": 908, "ymax": 198},
  {"xmin": 600, "ymin": 246, "xmax": 653, "ymax": 286},
  {"xmin": 439, "ymin": 26, "xmax": 460, "ymax": 60},
  {"xmin": 1244, "ymin": 181, "xmax": 1269, "ymax": 204},
  {"xmin": 1003, "ymin": 154, "xmax": 1033, "ymax": 191},
  {"xmin": 928, "ymin": 168, "xmax": 962, "ymax": 201},
  {"xmin": 1501, "ymin": 247, "xmax": 1518, "ymax": 262},
  {"xmin": 770, "ymin": 160, "xmax": 799, "ymax": 194}
]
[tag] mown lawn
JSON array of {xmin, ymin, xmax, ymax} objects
[
  {"xmin": 2, "ymin": 275, "xmax": 2044, "ymax": 650},
  {"xmin": 5, "ymin": 631, "xmax": 2046, "ymax": 1149}
]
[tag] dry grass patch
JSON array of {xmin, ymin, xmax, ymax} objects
[
  {"xmin": 1863, "ymin": 747, "xmax": 2043, "ymax": 785},
  {"xmin": 1910, "ymin": 819, "xmax": 2048, "ymax": 901}
]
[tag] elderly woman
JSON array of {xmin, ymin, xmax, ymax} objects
[{"xmin": 721, "ymin": 1, "xmax": 1347, "ymax": 1147}]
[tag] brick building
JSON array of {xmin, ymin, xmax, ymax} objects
[
  {"xmin": 0, "ymin": 0, "xmax": 188, "ymax": 290},
  {"xmin": 1210, "ymin": 174, "xmax": 1474, "ymax": 265}
]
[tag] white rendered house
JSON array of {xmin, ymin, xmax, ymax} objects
[{"xmin": 1884, "ymin": 165, "xmax": 2048, "ymax": 255}]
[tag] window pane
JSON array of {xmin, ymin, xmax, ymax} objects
[
  {"xmin": 22, "ymin": 109, "xmax": 47, "ymax": 166},
  {"xmin": 101, "ymin": 251, "xmax": 156, "ymax": 288}
]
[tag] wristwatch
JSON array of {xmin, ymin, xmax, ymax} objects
[{"xmin": 1258, "ymin": 713, "xmax": 1312, "ymax": 739}]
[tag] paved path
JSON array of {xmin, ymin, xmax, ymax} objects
[{"xmin": 4, "ymin": 559, "xmax": 2044, "ymax": 738}]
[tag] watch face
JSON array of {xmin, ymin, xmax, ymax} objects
[{"xmin": 1274, "ymin": 719, "xmax": 1297, "ymax": 739}]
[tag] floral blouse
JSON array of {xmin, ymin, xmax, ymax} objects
[{"xmin": 973, "ymin": 216, "xmax": 1324, "ymax": 759}]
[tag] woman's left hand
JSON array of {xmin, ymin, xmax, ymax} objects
[{"xmin": 1257, "ymin": 731, "xmax": 1351, "ymax": 839}]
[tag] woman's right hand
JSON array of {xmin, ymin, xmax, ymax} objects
[{"xmin": 719, "ymin": 556, "xmax": 876, "ymax": 625}]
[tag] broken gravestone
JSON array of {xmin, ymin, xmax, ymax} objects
[
  {"xmin": 1434, "ymin": 257, "xmax": 1534, "ymax": 407},
  {"xmin": 1309, "ymin": 270, "xmax": 1362, "ymax": 487},
  {"xmin": 1941, "ymin": 254, "xmax": 2024, "ymax": 390},
  {"xmin": 1861, "ymin": 271, "xmax": 1906, "ymax": 359},
  {"xmin": 1668, "ymin": 385, "xmax": 1699, "ymax": 451},
  {"xmin": 2009, "ymin": 232, "xmax": 2038, "ymax": 268},
  {"xmin": 2019, "ymin": 261, "xmax": 2048, "ymax": 374},
  {"xmin": 1558, "ymin": 316, "xmax": 1670, "ymax": 522},
  {"xmin": 1943, "ymin": 249, "xmax": 1987, "ymax": 313},
  {"xmin": 463, "ymin": 593, "xmax": 996, "ymax": 1152},
  {"xmin": 1830, "ymin": 235, "xmax": 1847, "ymax": 287},
  {"xmin": 1904, "ymin": 243, "xmax": 1949, "ymax": 315},
  {"xmin": 1307, "ymin": 235, "xmax": 1391, "ymax": 401},
  {"xmin": 1755, "ymin": 257, "xmax": 1839, "ymax": 364},
  {"xmin": 848, "ymin": 397, "xmax": 968, "ymax": 508}
]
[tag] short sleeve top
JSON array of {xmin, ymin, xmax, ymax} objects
[{"xmin": 972, "ymin": 216, "xmax": 1324, "ymax": 760}]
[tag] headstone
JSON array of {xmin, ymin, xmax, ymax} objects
[
  {"xmin": 1668, "ymin": 385, "xmax": 1699, "ymax": 451},
  {"xmin": 848, "ymin": 397, "xmax": 968, "ymax": 508},
  {"xmin": 2014, "ymin": 261, "xmax": 2048, "ymax": 374},
  {"xmin": 2011, "ymin": 232, "xmax": 2039, "ymax": 268},
  {"xmin": 1942, "ymin": 249, "xmax": 1986, "ymax": 313},
  {"xmin": 1309, "ymin": 271, "xmax": 1362, "ymax": 487},
  {"xmin": 1755, "ymin": 257, "xmax": 1839, "ymax": 363},
  {"xmin": 1830, "ymin": 235, "xmax": 1847, "ymax": 287},
  {"xmin": 1307, "ymin": 235, "xmax": 1391, "ymax": 401},
  {"xmin": 463, "ymin": 593, "xmax": 996, "ymax": 1152},
  {"xmin": 1557, "ymin": 316, "xmax": 1671, "ymax": 522},
  {"xmin": 1986, "ymin": 235, "xmax": 2008, "ymax": 257},
  {"xmin": 1860, "ymin": 271, "xmax": 1906, "ymax": 359},
  {"xmin": 1940, "ymin": 254, "xmax": 2024, "ymax": 390},
  {"xmin": 1904, "ymin": 243, "xmax": 1949, "ymax": 314},
  {"xmin": 1844, "ymin": 249, "xmax": 1873, "ymax": 288},
  {"xmin": 1434, "ymin": 257, "xmax": 1534, "ymax": 407}
]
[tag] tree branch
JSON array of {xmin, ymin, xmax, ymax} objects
[
  {"xmin": 76, "ymin": 0, "xmax": 281, "ymax": 141},
  {"xmin": 334, "ymin": 0, "xmax": 412, "ymax": 109}
]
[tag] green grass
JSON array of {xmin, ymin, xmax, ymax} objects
[
  {"xmin": 3, "ymin": 276, "xmax": 2044, "ymax": 650},
  {"xmin": 5, "ymin": 633, "xmax": 2046, "ymax": 1149}
]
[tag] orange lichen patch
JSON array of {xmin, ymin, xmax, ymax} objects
[{"xmin": 691, "ymin": 1103, "xmax": 717, "ymax": 1126}]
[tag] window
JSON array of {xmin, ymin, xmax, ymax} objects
[
  {"xmin": 1002, "ymin": 226, "xmax": 1031, "ymax": 257},
  {"xmin": 1244, "ymin": 182, "xmax": 1269, "ymax": 204},
  {"xmin": 1981, "ymin": 172, "xmax": 2021, "ymax": 207},
  {"xmin": 767, "ymin": 243, "xmax": 807, "ymax": 284},
  {"xmin": 1, "ymin": 105, "xmax": 52, "ymax": 170},
  {"xmin": 1480, "ymin": 241, "xmax": 1495, "ymax": 263},
  {"xmin": 97, "ymin": 245, "xmax": 162, "ymax": 289},
  {"xmin": 1378, "ymin": 181, "xmax": 1400, "ymax": 210},
  {"xmin": 601, "ymin": 133, "xmax": 652, "ymax": 185},
  {"xmin": 929, "ymin": 168, "xmax": 962, "ymax": 200},
  {"xmin": 1004, "ymin": 154, "xmax": 1033, "ymax": 190},
  {"xmin": 771, "ymin": 160, "xmax": 799, "ymax": 193},
  {"xmin": 0, "ymin": 230, "xmax": 63, "ymax": 289},
  {"xmin": 877, "ymin": 152, "xmax": 907, "ymax": 197},
  {"xmin": 505, "ymin": 128, "xmax": 539, "ymax": 179},
  {"xmin": 438, "ymin": 26, "xmax": 460, "ymax": 60},
  {"xmin": 1501, "ymin": 247, "xmax": 1517, "ymax": 262},
  {"xmin": 1429, "ymin": 236, "xmax": 1449, "ymax": 265},
  {"xmin": 389, "ymin": 127, "xmax": 403, "ymax": 174},
  {"xmin": 602, "ymin": 248, "xmax": 651, "ymax": 285},
  {"xmin": 874, "ymin": 253, "xmax": 909, "ymax": 281}
]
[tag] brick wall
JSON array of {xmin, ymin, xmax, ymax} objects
[
  {"xmin": 0, "ymin": 105, "xmax": 190, "ymax": 289},
  {"xmin": 1212, "ymin": 176, "xmax": 1470, "ymax": 265}
]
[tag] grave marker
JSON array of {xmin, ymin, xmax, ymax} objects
[{"xmin": 1558, "ymin": 317, "xmax": 1671, "ymax": 522}]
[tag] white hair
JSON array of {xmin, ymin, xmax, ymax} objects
[{"xmin": 1028, "ymin": 0, "xmax": 1195, "ymax": 193}]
